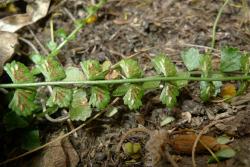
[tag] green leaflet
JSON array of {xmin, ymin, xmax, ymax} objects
[
  {"xmin": 200, "ymin": 54, "xmax": 212, "ymax": 77},
  {"xmin": 21, "ymin": 130, "xmax": 40, "ymax": 150},
  {"xmin": 113, "ymin": 83, "xmax": 130, "ymax": 96},
  {"xmin": 119, "ymin": 59, "xmax": 143, "ymax": 79},
  {"xmin": 216, "ymin": 135, "xmax": 231, "ymax": 145},
  {"xmin": 208, "ymin": 148, "xmax": 236, "ymax": 164},
  {"xmin": 3, "ymin": 112, "xmax": 29, "ymax": 131},
  {"xmin": 240, "ymin": 53, "xmax": 250, "ymax": 74},
  {"xmin": 238, "ymin": 54, "xmax": 250, "ymax": 95},
  {"xmin": 174, "ymin": 71, "xmax": 190, "ymax": 88},
  {"xmin": 212, "ymin": 73, "xmax": 223, "ymax": 96},
  {"xmin": 151, "ymin": 54, "xmax": 177, "ymax": 76},
  {"xmin": 142, "ymin": 81, "xmax": 160, "ymax": 90},
  {"xmin": 35, "ymin": 56, "xmax": 66, "ymax": 81},
  {"xmin": 160, "ymin": 83, "xmax": 179, "ymax": 109},
  {"xmin": 69, "ymin": 89, "xmax": 92, "ymax": 121},
  {"xmin": 181, "ymin": 48, "xmax": 201, "ymax": 71},
  {"xmin": 220, "ymin": 47, "xmax": 242, "ymax": 72},
  {"xmin": 199, "ymin": 54, "xmax": 214, "ymax": 101},
  {"xmin": 81, "ymin": 60, "xmax": 107, "ymax": 80},
  {"xmin": 47, "ymin": 40, "xmax": 57, "ymax": 51},
  {"xmin": 4, "ymin": 61, "xmax": 38, "ymax": 116},
  {"xmin": 200, "ymin": 81, "xmax": 215, "ymax": 102},
  {"xmin": 55, "ymin": 28, "xmax": 67, "ymax": 39},
  {"xmin": 63, "ymin": 66, "xmax": 85, "ymax": 82},
  {"xmin": 9, "ymin": 89, "xmax": 38, "ymax": 116},
  {"xmin": 237, "ymin": 81, "xmax": 249, "ymax": 95},
  {"xmin": 89, "ymin": 86, "xmax": 110, "ymax": 109},
  {"xmin": 4, "ymin": 61, "xmax": 35, "ymax": 83},
  {"xmin": 47, "ymin": 87, "xmax": 73, "ymax": 108},
  {"xmin": 123, "ymin": 84, "xmax": 144, "ymax": 110},
  {"xmin": 102, "ymin": 60, "xmax": 112, "ymax": 71}
]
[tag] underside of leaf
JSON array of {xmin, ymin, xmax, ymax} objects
[
  {"xmin": 89, "ymin": 86, "xmax": 110, "ymax": 109},
  {"xmin": 9, "ymin": 89, "xmax": 38, "ymax": 116},
  {"xmin": 36, "ymin": 56, "xmax": 66, "ymax": 81},
  {"xmin": 152, "ymin": 54, "xmax": 177, "ymax": 77},
  {"xmin": 4, "ymin": 61, "xmax": 35, "ymax": 83},
  {"xmin": 123, "ymin": 84, "xmax": 144, "ymax": 110},
  {"xmin": 119, "ymin": 59, "xmax": 142, "ymax": 79},
  {"xmin": 69, "ymin": 89, "xmax": 92, "ymax": 121},
  {"xmin": 46, "ymin": 87, "xmax": 72, "ymax": 108},
  {"xmin": 160, "ymin": 83, "xmax": 179, "ymax": 109}
]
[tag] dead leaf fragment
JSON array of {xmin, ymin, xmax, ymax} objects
[
  {"xmin": 0, "ymin": 0, "xmax": 51, "ymax": 76},
  {"xmin": 0, "ymin": 31, "xmax": 18, "ymax": 75},
  {"xmin": 220, "ymin": 83, "xmax": 236, "ymax": 98},
  {"xmin": 169, "ymin": 133, "xmax": 230, "ymax": 154},
  {"xmin": 20, "ymin": 134, "xmax": 79, "ymax": 167},
  {"xmin": 0, "ymin": 0, "xmax": 51, "ymax": 32}
]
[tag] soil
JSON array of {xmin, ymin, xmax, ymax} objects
[{"xmin": 1, "ymin": 0, "xmax": 250, "ymax": 167}]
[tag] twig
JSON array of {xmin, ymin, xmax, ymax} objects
[
  {"xmin": 50, "ymin": 19, "xmax": 55, "ymax": 43},
  {"xmin": 164, "ymin": 149, "xmax": 179, "ymax": 167},
  {"xmin": 44, "ymin": 114, "xmax": 69, "ymax": 123},
  {"xmin": 0, "ymin": 109, "xmax": 106, "ymax": 166},
  {"xmin": 181, "ymin": 43, "xmax": 220, "ymax": 52},
  {"xmin": 199, "ymin": 140, "xmax": 220, "ymax": 163},
  {"xmin": 191, "ymin": 117, "xmax": 234, "ymax": 167},
  {"xmin": 62, "ymin": 109, "xmax": 78, "ymax": 138},
  {"xmin": 28, "ymin": 27, "xmax": 49, "ymax": 55},
  {"xmin": 18, "ymin": 37, "xmax": 39, "ymax": 54},
  {"xmin": 63, "ymin": 7, "xmax": 76, "ymax": 21},
  {"xmin": 0, "ymin": 88, "xmax": 8, "ymax": 94}
]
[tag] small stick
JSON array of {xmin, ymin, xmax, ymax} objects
[
  {"xmin": 199, "ymin": 140, "xmax": 219, "ymax": 163},
  {"xmin": 63, "ymin": 7, "xmax": 76, "ymax": 21},
  {"xmin": 164, "ymin": 149, "xmax": 179, "ymax": 167},
  {"xmin": 18, "ymin": 37, "xmax": 39, "ymax": 54},
  {"xmin": 28, "ymin": 27, "xmax": 49, "ymax": 55},
  {"xmin": 180, "ymin": 42, "xmax": 220, "ymax": 52},
  {"xmin": 62, "ymin": 109, "xmax": 78, "ymax": 138}
]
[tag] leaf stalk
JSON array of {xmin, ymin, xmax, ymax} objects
[{"xmin": 0, "ymin": 75, "xmax": 249, "ymax": 88}]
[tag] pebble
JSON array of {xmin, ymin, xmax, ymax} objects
[{"xmin": 95, "ymin": 152, "xmax": 107, "ymax": 161}]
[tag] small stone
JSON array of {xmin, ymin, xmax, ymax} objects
[{"xmin": 95, "ymin": 152, "xmax": 107, "ymax": 161}]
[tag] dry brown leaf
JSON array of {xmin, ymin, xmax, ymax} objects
[
  {"xmin": 0, "ymin": 31, "xmax": 18, "ymax": 75},
  {"xmin": 169, "ymin": 132, "xmax": 229, "ymax": 154},
  {"xmin": 20, "ymin": 133, "xmax": 79, "ymax": 167},
  {"xmin": 0, "ymin": 0, "xmax": 51, "ymax": 76},
  {"xmin": 105, "ymin": 69, "xmax": 120, "ymax": 80},
  {"xmin": 0, "ymin": 0, "xmax": 51, "ymax": 32}
]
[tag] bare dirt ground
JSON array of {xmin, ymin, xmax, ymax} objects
[{"xmin": 1, "ymin": 0, "xmax": 250, "ymax": 167}]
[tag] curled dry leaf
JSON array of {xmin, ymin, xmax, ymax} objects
[
  {"xmin": 0, "ymin": 31, "xmax": 18, "ymax": 75},
  {"xmin": 0, "ymin": 0, "xmax": 51, "ymax": 76},
  {"xmin": 169, "ymin": 132, "xmax": 230, "ymax": 154},
  {"xmin": 0, "ymin": 0, "xmax": 51, "ymax": 32}
]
